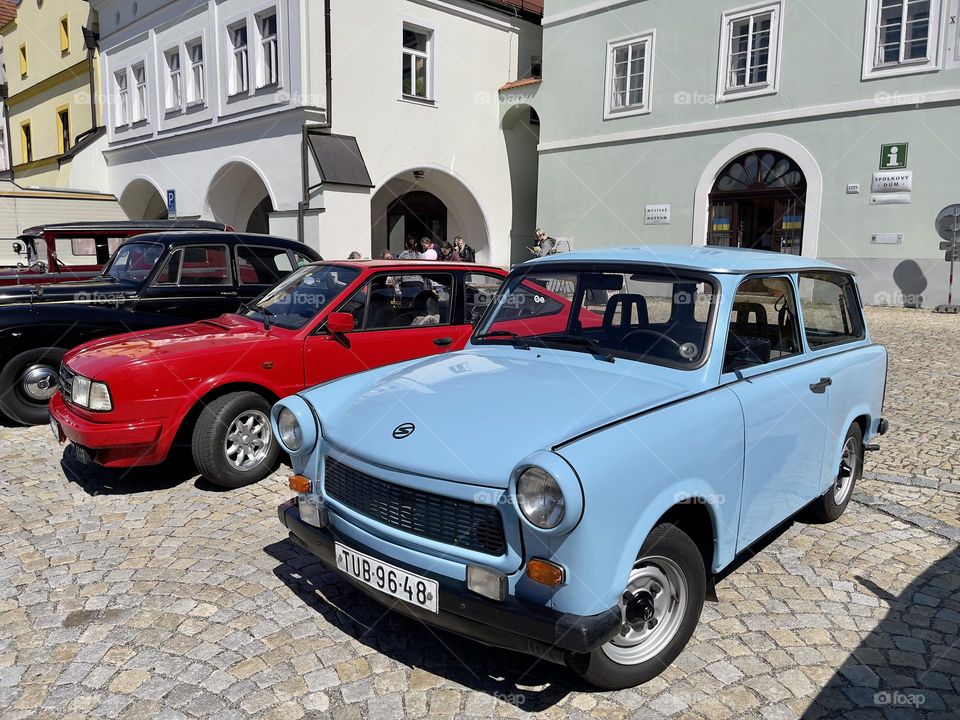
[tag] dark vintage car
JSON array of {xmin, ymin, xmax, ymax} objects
[
  {"xmin": 0, "ymin": 232, "xmax": 320, "ymax": 425},
  {"xmin": 0, "ymin": 220, "xmax": 232, "ymax": 287}
]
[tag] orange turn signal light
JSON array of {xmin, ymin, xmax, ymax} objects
[
  {"xmin": 289, "ymin": 475, "xmax": 311, "ymax": 494},
  {"xmin": 526, "ymin": 558, "xmax": 565, "ymax": 586}
]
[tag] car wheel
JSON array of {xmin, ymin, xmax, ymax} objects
[
  {"xmin": 806, "ymin": 422, "xmax": 863, "ymax": 523},
  {"xmin": 566, "ymin": 523, "xmax": 706, "ymax": 690},
  {"xmin": 0, "ymin": 347, "xmax": 66, "ymax": 425},
  {"xmin": 191, "ymin": 391, "xmax": 280, "ymax": 488}
]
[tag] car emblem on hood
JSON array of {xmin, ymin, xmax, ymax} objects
[{"xmin": 392, "ymin": 423, "xmax": 415, "ymax": 439}]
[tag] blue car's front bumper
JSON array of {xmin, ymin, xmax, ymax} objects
[{"xmin": 277, "ymin": 498, "xmax": 622, "ymax": 663}]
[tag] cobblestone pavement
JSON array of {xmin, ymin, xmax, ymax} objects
[{"xmin": 1, "ymin": 306, "xmax": 958, "ymax": 720}]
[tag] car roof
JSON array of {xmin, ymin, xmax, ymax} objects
[
  {"xmin": 322, "ymin": 260, "xmax": 505, "ymax": 273},
  {"xmin": 19, "ymin": 220, "xmax": 228, "ymax": 236},
  {"xmin": 525, "ymin": 245, "xmax": 846, "ymax": 275},
  {"xmin": 124, "ymin": 231, "xmax": 318, "ymax": 253}
]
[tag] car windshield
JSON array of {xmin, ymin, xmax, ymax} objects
[
  {"xmin": 243, "ymin": 264, "xmax": 362, "ymax": 330},
  {"xmin": 474, "ymin": 265, "xmax": 717, "ymax": 368},
  {"xmin": 101, "ymin": 242, "xmax": 165, "ymax": 283}
]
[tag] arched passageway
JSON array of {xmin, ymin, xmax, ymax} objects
[
  {"xmin": 207, "ymin": 162, "xmax": 274, "ymax": 232},
  {"xmin": 119, "ymin": 179, "xmax": 168, "ymax": 220}
]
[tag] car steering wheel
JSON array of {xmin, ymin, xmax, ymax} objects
[{"xmin": 617, "ymin": 328, "xmax": 684, "ymax": 355}]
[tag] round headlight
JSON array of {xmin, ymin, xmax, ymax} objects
[
  {"xmin": 516, "ymin": 467, "xmax": 565, "ymax": 529},
  {"xmin": 277, "ymin": 407, "xmax": 302, "ymax": 451}
]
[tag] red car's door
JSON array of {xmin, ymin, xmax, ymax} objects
[{"xmin": 303, "ymin": 271, "xmax": 471, "ymax": 387}]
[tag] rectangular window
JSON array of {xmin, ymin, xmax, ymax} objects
[
  {"xmin": 604, "ymin": 31, "xmax": 654, "ymax": 119},
  {"xmin": 132, "ymin": 63, "xmax": 148, "ymax": 122},
  {"xmin": 237, "ymin": 246, "xmax": 289, "ymax": 285},
  {"xmin": 20, "ymin": 122, "xmax": 32, "ymax": 164},
  {"xmin": 70, "ymin": 238, "xmax": 98, "ymax": 256},
  {"xmin": 60, "ymin": 16, "xmax": 70, "ymax": 53},
  {"xmin": 798, "ymin": 273, "xmax": 866, "ymax": 349},
  {"xmin": 19, "ymin": 44, "xmax": 27, "ymax": 77},
  {"xmin": 229, "ymin": 22, "xmax": 249, "ymax": 95},
  {"xmin": 864, "ymin": 0, "xmax": 942, "ymax": 77},
  {"xmin": 57, "ymin": 108, "xmax": 70, "ymax": 153},
  {"xmin": 717, "ymin": 2, "xmax": 783, "ymax": 101},
  {"xmin": 178, "ymin": 246, "xmax": 231, "ymax": 286},
  {"xmin": 258, "ymin": 11, "xmax": 279, "ymax": 87},
  {"xmin": 187, "ymin": 39, "xmax": 205, "ymax": 104},
  {"xmin": 165, "ymin": 49, "xmax": 182, "ymax": 110},
  {"xmin": 724, "ymin": 276, "xmax": 802, "ymax": 372},
  {"xmin": 115, "ymin": 70, "xmax": 129, "ymax": 127},
  {"xmin": 401, "ymin": 24, "xmax": 433, "ymax": 101},
  {"xmin": 342, "ymin": 273, "xmax": 453, "ymax": 329}
]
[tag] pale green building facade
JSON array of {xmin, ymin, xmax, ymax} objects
[{"xmin": 521, "ymin": 0, "xmax": 960, "ymax": 306}]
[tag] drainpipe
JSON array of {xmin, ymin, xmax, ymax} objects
[
  {"xmin": 298, "ymin": 0, "xmax": 333, "ymax": 245},
  {"xmin": 0, "ymin": 83, "xmax": 13, "ymax": 177},
  {"xmin": 82, "ymin": 27, "xmax": 99, "ymax": 129}
]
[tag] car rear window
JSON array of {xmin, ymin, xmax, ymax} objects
[{"xmin": 798, "ymin": 273, "xmax": 865, "ymax": 349}]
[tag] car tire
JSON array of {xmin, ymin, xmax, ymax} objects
[
  {"xmin": 805, "ymin": 422, "xmax": 863, "ymax": 523},
  {"xmin": 191, "ymin": 391, "xmax": 280, "ymax": 489},
  {"xmin": 566, "ymin": 523, "xmax": 706, "ymax": 690},
  {"xmin": 0, "ymin": 347, "xmax": 66, "ymax": 425}
]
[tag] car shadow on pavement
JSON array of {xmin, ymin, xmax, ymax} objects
[
  {"xmin": 60, "ymin": 445, "xmax": 200, "ymax": 495},
  {"xmin": 803, "ymin": 544, "xmax": 960, "ymax": 719},
  {"xmin": 265, "ymin": 537, "xmax": 582, "ymax": 710}
]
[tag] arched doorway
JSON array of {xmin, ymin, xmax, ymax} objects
[
  {"xmin": 371, "ymin": 167, "xmax": 490, "ymax": 261},
  {"xmin": 119, "ymin": 179, "xmax": 168, "ymax": 220},
  {"xmin": 387, "ymin": 191, "xmax": 447, "ymax": 246},
  {"xmin": 206, "ymin": 161, "xmax": 274, "ymax": 232},
  {"xmin": 502, "ymin": 104, "xmax": 540, "ymax": 265},
  {"xmin": 707, "ymin": 150, "xmax": 806, "ymax": 255}
]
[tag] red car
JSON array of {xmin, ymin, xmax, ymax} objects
[{"xmin": 49, "ymin": 260, "xmax": 507, "ymax": 487}]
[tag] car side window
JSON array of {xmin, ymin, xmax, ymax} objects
[
  {"xmin": 153, "ymin": 250, "xmax": 182, "ymax": 285},
  {"xmin": 464, "ymin": 272, "xmax": 504, "ymax": 324},
  {"xmin": 236, "ymin": 245, "xmax": 289, "ymax": 285},
  {"xmin": 724, "ymin": 276, "xmax": 802, "ymax": 373},
  {"xmin": 340, "ymin": 273, "xmax": 453, "ymax": 330},
  {"xmin": 798, "ymin": 273, "xmax": 865, "ymax": 349},
  {"xmin": 179, "ymin": 245, "xmax": 231, "ymax": 286}
]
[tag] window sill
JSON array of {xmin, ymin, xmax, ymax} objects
[
  {"xmin": 398, "ymin": 95, "xmax": 437, "ymax": 108},
  {"xmin": 716, "ymin": 84, "xmax": 778, "ymax": 103},
  {"xmin": 131, "ymin": 119, "xmax": 149, "ymax": 128},
  {"xmin": 861, "ymin": 62, "xmax": 940, "ymax": 81},
  {"xmin": 603, "ymin": 104, "xmax": 651, "ymax": 120},
  {"xmin": 164, "ymin": 106, "xmax": 183, "ymax": 117}
]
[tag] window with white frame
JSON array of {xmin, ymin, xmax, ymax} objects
[
  {"xmin": 603, "ymin": 31, "xmax": 654, "ymax": 119},
  {"xmin": 229, "ymin": 21, "xmax": 249, "ymax": 95},
  {"xmin": 401, "ymin": 24, "xmax": 433, "ymax": 101},
  {"xmin": 863, "ymin": 0, "xmax": 943, "ymax": 78},
  {"xmin": 114, "ymin": 69, "xmax": 129, "ymax": 127},
  {"xmin": 257, "ymin": 10, "xmax": 279, "ymax": 87},
  {"xmin": 132, "ymin": 63, "xmax": 148, "ymax": 122},
  {"xmin": 165, "ymin": 49, "xmax": 182, "ymax": 111},
  {"xmin": 717, "ymin": 2, "xmax": 783, "ymax": 101},
  {"xmin": 187, "ymin": 39, "xmax": 205, "ymax": 104}
]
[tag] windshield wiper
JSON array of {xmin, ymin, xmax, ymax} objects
[
  {"xmin": 543, "ymin": 334, "xmax": 615, "ymax": 363},
  {"xmin": 474, "ymin": 330, "xmax": 530, "ymax": 350}
]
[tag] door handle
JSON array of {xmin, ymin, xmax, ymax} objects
[
  {"xmin": 433, "ymin": 337, "xmax": 453, "ymax": 347},
  {"xmin": 809, "ymin": 377, "xmax": 832, "ymax": 394},
  {"xmin": 220, "ymin": 291, "xmax": 238, "ymax": 296}
]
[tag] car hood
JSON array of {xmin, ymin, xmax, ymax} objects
[
  {"xmin": 0, "ymin": 277, "xmax": 131, "ymax": 305},
  {"xmin": 65, "ymin": 314, "xmax": 271, "ymax": 377},
  {"xmin": 310, "ymin": 347, "xmax": 698, "ymax": 489}
]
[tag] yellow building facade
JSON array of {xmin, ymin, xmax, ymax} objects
[{"xmin": 1, "ymin": 0, "xmax": 102, "ymax": 186}]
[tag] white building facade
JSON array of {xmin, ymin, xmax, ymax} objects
[{"xmin": 90, "ymin": 0, "xmax": 542, "ymax": 263}]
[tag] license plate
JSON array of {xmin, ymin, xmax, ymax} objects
[{"xmin": 335, "ymin": 542, "xmax": 438, "ymax": 613}]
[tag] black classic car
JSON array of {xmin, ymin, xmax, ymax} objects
[{"xmin": 0, "ymin": 231, "xmax": 321, "ymax": 424}]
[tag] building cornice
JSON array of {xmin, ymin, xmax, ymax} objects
[{"xmin": 5, "ymin": 60, "xmax": 91, "ymax": 107}]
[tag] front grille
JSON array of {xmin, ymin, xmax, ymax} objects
[
  {"xmin": 324, "ymin": 458, "xmax": 507, "ymax": 556},
  {"xmin": 59, "ymin": 363, "xmax": 75, "ymax": 403}
]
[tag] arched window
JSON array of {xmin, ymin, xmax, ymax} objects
[{"xmin": 708, "ymin": 151, "xmax": 806, "ymax": 255}]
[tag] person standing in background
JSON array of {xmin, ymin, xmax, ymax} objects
[
  {"xmin": 530, "ymin": 228, "xmax": 556, "ymax": 257},
  {"xmin": 453, "ymin": 236, "xmax": 475, "ymax": 263},
  {"xmin": 438, "ymin": 241, "xmax": 460, "ymax": 262},
  {"xmin": 420, "ymin": 238, "xmax": 438, "ymax": 260},
  {"xmin": 399, "ymin": 237, "xmax": 421, "ymax": 259}
]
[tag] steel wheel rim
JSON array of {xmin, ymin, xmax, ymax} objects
[
  {"xmin": 834, "ymin": 436, "xmax": 859, "ymax": 504},
  {"xmin": 20, "ymin": 364, "xmax": 59, "ymax": 402},
  {"xmin": 223, "ymin": 409, "xmax": 272, "ymax": 471},
  {"xmin": 601, "ymin": 555, "xmax": 687, "ymax": 665}
]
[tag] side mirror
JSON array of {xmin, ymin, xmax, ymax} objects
[{"xmin": 326, "ymin": 312, "xmax": 355, "ymax": 334}]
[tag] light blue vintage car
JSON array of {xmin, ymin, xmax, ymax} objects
[{"xmin": 273, "ymin": 246, "xmax": 887, "ymax": 689}]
